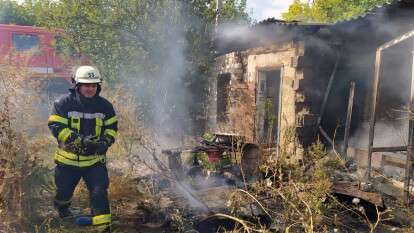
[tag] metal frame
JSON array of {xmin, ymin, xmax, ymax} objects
[{"xmin": 367, "ymin": 30, "xmax": 414, "ymax": 204}]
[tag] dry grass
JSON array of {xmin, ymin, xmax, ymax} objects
[
  {"xmin": 218, "ymin": 125, "xmax": 407, "ymax": 233},
  {"xmin": 0, "ymin": 54, "xmax": 407, "ymax": 233},
  {"xmin": 0, "ymin": 53, "xmax": 54, "ymax": 232},
  {"xmin": 0, "ymin": 53, "xmax": 176, "ymax": 232},
  {"xmin": 222, "ymin": 138, "xmax": 333, "ymax": 233}
]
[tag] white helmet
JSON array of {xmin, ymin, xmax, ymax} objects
[{"xmin": 74, "ymin": 66, "xmax": 102, "ymax": 84}]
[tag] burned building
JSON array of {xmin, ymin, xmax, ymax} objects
[
  {"xmin": 208, "ymin": 21, "xmax": 336, "ymax": 158},
  {"xmin": 208, "ymin": 0, "xmax": 414, "ymax": 167}
]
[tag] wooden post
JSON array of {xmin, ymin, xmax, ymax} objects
[
  {"xmin": 317, "ymin": 52, "xmax": 340, "ymax": 127},
  {"xmin": 319, "ymin": 126, "xmax": 334, "ymax": 148},
  {"xmin": 367, "ymin": 50, "xmax": 382, "ymax": 179},
  {"xmin": 343, "ymin": 81, "xmax": 355, "ymax": 157},
  {"xmin": 405, "ymin": 39, "xmax": 414, "ymax": 204}
]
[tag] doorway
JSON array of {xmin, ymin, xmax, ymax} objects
[{"xmin": 256, "ymin": 69, "xmax": 282, "ymax": 145}]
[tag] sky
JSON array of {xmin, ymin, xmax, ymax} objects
[{"xmin": 246, "ymin": 0, "xmax": 295, "ymax": 21}]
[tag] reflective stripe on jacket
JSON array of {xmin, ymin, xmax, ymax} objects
[{"xmin": 48, "ymin": 88, "xmax": 118, "ymax": 167}]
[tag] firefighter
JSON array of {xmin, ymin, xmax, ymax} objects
[{"xmin": 47, "ymin": 66, "xmax": 117, "ymax": 228}]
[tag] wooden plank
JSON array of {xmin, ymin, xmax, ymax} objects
[
  {"xmin": 332, "ymin": 182, "xmax": 383, "ymax": 207},
  {"xmin": 382, "ymin": 154, "xmax": 406, "ymax": 169},
  {"xmin": 372, "ymin": 146, "xmax": 407, "ymax": 152},
  {"xmin": 405, "ymin": 38, "xmax": 414, "ymax": 204},
  {"xmin": 343, "ymin": 81, "xmax": 355, "ymax": 156},
  {"xmin": 367, "ymin": 49, "xmax": 382, "ymax": 179},
  {"xmin": 319, "ymin": 126, "xmax": 334, "ymax": 147},
  {"xmin": 317, "ymin": 52, "xmax": 341, "ymax": 127},
  {"xmin": 380, "ymin": 30, "xmax": 414, "ymax": 50},
  {"xmin": 371, "ymin": 176, "xmax": 414, "ymax": 201}
]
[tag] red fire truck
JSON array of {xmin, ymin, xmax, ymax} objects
[{"xmin": 0, "ymin": 24, "xmax": 88, "ymax": 98}]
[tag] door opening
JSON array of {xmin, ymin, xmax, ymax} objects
[{"xmin": 256, "ymin": 69, "xmax": 281, "ymax": 145}]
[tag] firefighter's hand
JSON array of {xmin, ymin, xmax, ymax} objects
[
  {"xmin": 95, "ymin": 138, "xmax": 110, "ymax": 154},
  {"xmin": 82, "ymin": 135, "xmax": 100, "ymax": 154},
  {"xmin": 82, "ymin": 135, "xmax": 109, "ymax": 155},
  {"xmin": 62, "ymin": 132, "xmax": 84, "ymax": 154}
]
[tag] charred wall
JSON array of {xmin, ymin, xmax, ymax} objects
[
  {"xmin": 207, "ymin": 51, "xmax": 254, "ymax": 139},
  {"xmin": 209, "ymin": 40, "xmax": 331, "ymax": 155},
  {"xmin": 209, "ymin": 0, "xmax": 414, "ymax": 157},
  {"xmin": 322, "ymin": 2, "xmax": 414, "ymax": 150},
  {"xmin": 298, "ymin": 37, "xmax": 338, "ymax": 147}
]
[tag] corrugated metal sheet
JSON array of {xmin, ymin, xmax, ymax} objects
[{"xmin": 256, "ymin": 0, "xmax": 414, "ymax": 27}]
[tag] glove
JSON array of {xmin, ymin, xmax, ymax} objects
[
  {"xmin": 95, "ymin": 138, "xmax": 109, "ymax": 154},
  {"xmin": 82, "ymin": 135, "xmax": 109, "ymax": 155},
  {"xmin": 61, "ymin": 132, "xmax": 83, "ymax": 154}
]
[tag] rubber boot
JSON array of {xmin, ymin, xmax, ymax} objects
[
  {"xmin": 75, "ymin": 216, "xmax": 111, "ymax": 232},
  {"xmin": 75, "ymin": 216, "xmax": 92, "ymax": 226}
]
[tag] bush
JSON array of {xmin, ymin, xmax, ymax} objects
[{"xmin": 0, "ymin": 54, "xmax": 55, "ymax": 232}]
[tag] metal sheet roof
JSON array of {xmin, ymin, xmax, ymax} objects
[{"xmin": 256, "ymin": 0, "xmax": 414, "ymax": 26}]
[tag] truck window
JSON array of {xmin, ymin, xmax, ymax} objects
[
  {"xmin": 12, "ymin": 33, "xmax": 40, "ymax": 51},
  {"xmin": 55, "ymin": 35, "xmax": 78, "ymax": 56}
]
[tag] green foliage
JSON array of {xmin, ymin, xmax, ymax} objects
[
  {"xmin": 220, "ymin": 0, "xmax": 250, "ymax": 23},
  {"xmin": 190, "ymin": 152, "xmax": 215, "ymax": 170},
  {"xmin": 0, "ymin": 0, "xmax": 250, "ymax": 135},
  {"xmin": 283, "ymin": 0, "xmax": 390, "ymax": 23},
  {"xmin": 21, "ymin": 0, "xmax": 249, "ymax": 81},
  {"xmin": 16, "ymin": 0, "xmax": 249, "ymax": 135},
  {"xmin": 0, "ymin": 0, "xmax": 37, "ymax": 25}
]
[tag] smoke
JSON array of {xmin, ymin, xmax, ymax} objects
[
  {"xmin": 350, "ymin": 122, "xmax": 409, "ymax": 149},
  {"xmin": 120, "ymin": 1, "xmax": 195, "ymax": 148},
  {"xmin": 216, "ymin": 23, "xmax": 257, "ymax": 46},
  {"xmin": 316, "ymin": 2, "xmax": 414, "ymax": 152},
  {"xmin": 111, "ymin": 1, "xmax": 217, "ymax": 211},
  {"xmin": 143, "ymin": 14, "xmax": 189, "ymax": 148},
  {"xmin": 173, "ymin": 173, "xmax": 240, "ymax": 212},
  {"xmin": 174, "ymin": 181, "xmax": 209, "ymax": 212},
  {"xmin": 215, "ymin": 21, "xmax": 305, "ymax": 53}
]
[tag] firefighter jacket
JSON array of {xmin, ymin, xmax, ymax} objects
[{"xmin": 48, "ymin": 88, "xmax": 118, "ymax": 167}]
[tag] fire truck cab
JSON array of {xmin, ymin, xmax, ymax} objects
[{"xmin": 0, "ymin": 24, "xmax": 87, "ymax": 101}]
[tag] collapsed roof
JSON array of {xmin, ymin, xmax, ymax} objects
[{"xmin": 215, "ymin": 0, "xmax": 414, "ymax": 55}]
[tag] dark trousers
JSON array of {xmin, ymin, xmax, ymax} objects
[{"xmin": 54, "ymin": 162, "xmax": 110, "ymax": 215}]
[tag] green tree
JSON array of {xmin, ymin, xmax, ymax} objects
[
  {"xmin": 22, "ymin": 0, "xmax": 249, "ymax": 135},
  {"xmin": 22, "ymin": 0, "xmax": 249, "ymax": 80},
  {"xmin": 283, "ymin": 0, "xmax": 389, "ymax": 23},
  {"xmin": 0, "ymin": 0, "xmax": 36, "ymax": 25}
]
